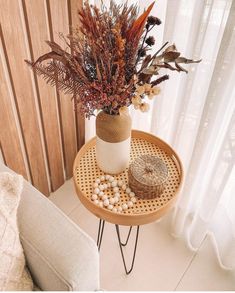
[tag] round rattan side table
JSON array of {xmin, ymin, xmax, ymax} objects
[{"xmin": 73, "ymin": 130, "xmax": 183, "ymax": 274}]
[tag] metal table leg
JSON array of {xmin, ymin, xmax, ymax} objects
[
  {"xmin": 120, "ymin": 226, "xmax": 133, "ymax": 246},
  {"xmin": 115, "ymin": 225, "xmax": 140, "ymax": 275},
  {"xmin": 97, "ymin": 219, "xmax": 105, "ymax": 251}
]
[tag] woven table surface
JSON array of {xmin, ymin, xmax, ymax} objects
[{"xmin": 73, "ymin": 130, "xmax": 183, "ymax": 226}]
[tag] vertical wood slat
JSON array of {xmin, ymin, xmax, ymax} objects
[
  {"xmin": 24, "ymin": 0, "xmax": 64, "ymax": 191},
  {"xmin": 0, "ymin": 0, "xmax": 49, "ymax": 195},
  {"xmin": 0, "ymin": 0, "xmax": 83, "ymax": 195},
  {"xmin": 69, "ymin": 0, "xmax": 85, "ymax": 151},
  {"xmin": 49, "ymin": 0, "xmax": 77, "ymax": 179},
  {"xmin": 0, "ymin": 28, "xmax": 28, "ymax": 179}
]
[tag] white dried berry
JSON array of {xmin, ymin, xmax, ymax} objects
[
  {"xmin": 114, "ymin": 196, "xmax": 119, "ymax": 203},
  {"xmin": 126, "ymin": 187, "xmax": 131, "ymax": 194},
  {"xmin": 102, "ymin": 194, "xmax": 108, "ymax": 201},
  {"xmin": 122, "ymin": 203, "xmax": 128, "ymax": 210},
  {"xmin": 103, "ymin": 199, "xmax": 109, "ymax": 207},
  {"xmin": 112, "ymin": 207, "xmax": 117, "ymax": 213},
  {"xmin": 98, "ymin": 191, "xmax": 104, "ymax": 197},
  {"xmin": 109, "ymin": 198, "xmax": 115, "ymax": 205},
  {"xmin": 113, "ymin": 186, "xmax": 119, "ymax": 193},
  {"xmin": 92, "ymin": 194, "xmax": 98, "ymax": 200},
  {"xmin": 94, "ymin": 188, "xmax": 100, "ymax": 194},
  {"xmin": 117, "ymin": 206, "xmax": 123, "ymax": 212},
  {"xmin": 118, "ymin": 180, "xmax": 123, "ymax": 187},
  {"xmin": 111, "ymin": 180, "xmax": 117, "ymax": 187},
  {"xmin": 131, "ymin": 197, "xmax": 137, "ymax": 203}
]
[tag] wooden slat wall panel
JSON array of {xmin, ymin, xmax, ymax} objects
[
  {"xmin": 24, "ymin": 0, "xmax": 64, "ymax": 191},
  {"xmin": 0, "ymin": 0, "xmax": 83, "ymax": 195},
  {"xmin": 49, "ymin": 0, "xmax": 77, "ymax": 179},
  {"xmin": 0, "ymin": 28, "xmax": 28, "ymax": 179},
  {"xmin": 0, "ymin": 0, "xmax": 49, "ymax": 195},
  {"xmin": 69, "ymin": 0, "xmax": 85, "ymax": 151}
]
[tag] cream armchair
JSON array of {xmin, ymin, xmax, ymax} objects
[{"xmin": 0, "ymin": 163, "xmax": 100, "ymax": 291}]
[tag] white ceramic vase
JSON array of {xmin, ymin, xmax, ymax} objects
[{"xmin": 96, "ymin": 110, "xmax": 132, "ymax": 174}]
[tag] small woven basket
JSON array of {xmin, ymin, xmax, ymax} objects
[{"xmin": 128, "ymin": 155, "xmax": 168, "ymax": 199}]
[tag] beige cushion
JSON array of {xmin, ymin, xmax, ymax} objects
[
  {"xmin": 0, "ymin": 172, "xmax": 33, "ymax": 291},
  {"xmin": 18, "ymin": 181, "xmax": 100, "ymax": 291},
  {"xmin": 0, "ymin": 163, "xmax": 100, "ymax": 291}
]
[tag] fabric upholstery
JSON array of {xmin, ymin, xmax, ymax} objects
[
  {"xmin": 0, "ymin": 163, "xmax": 100, "ymax": 291},
  {"xmin": 0, "ymin": 172, "xmax": 33, "ymax": 291}
]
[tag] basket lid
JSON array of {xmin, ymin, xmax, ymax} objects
[{"xmin": 129, "ymin": 155, "xmax": 168, "ymax": 186}]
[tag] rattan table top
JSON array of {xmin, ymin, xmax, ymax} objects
[{"xmin": 73, "ymin": 130, "xmax": 183, "ymax": 226}]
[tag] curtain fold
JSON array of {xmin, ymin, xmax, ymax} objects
[{"xmin": 85, "ymin": 0, "xmax": 235, "ymax": 270}]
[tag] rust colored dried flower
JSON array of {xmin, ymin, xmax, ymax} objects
[
  {"xmin": 145, "ymin": 36, "xmax": 155, "ymax": 46},
  {"xmin": 147, "ymin": 16, "xmax": 162, "ymax": 26}
]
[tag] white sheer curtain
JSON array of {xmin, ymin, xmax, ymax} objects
[{"xmin": 86, "ymin": 0, "xmax": 235, "ymax": 270}]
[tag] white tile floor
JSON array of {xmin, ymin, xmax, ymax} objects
[{"xmin": 50, "ymin": 179, "xmax": 235, "ymax": 291}]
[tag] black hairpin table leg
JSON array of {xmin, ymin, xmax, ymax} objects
[
  {"xmin": 115, "ymin": 225, "xmax": 140, "ymax": 275},
  {"xmin": 97, "ymin": 219, "xmax": 105, "ymax": 251},
  {"xmin": 120, "ymin": 226, "xmax": 133, "ymax": 246}
]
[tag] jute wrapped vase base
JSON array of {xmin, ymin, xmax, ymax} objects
[{"xmin": 96, "ymin": 111, "xmax": 132, "ymax": 174}]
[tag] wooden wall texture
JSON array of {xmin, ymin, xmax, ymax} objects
[{"xmin": 0, "ymin": 0, "xmax": 85, "ymax": 196}]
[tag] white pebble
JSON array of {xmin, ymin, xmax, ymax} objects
[
  {"xmin": 109, "ymin": 176, "xmax": 114, "ymax": 182},
  {"xmin": 99, "ymin": 202, "xmax": 103, "ymax": 208},
  {"xmin": 122, "ymin": 184, "xmax": 127, "ymax": 190},
  {"xmin": 105, "ymin": 174, "xmax": 110, "ymax": 180},
  {"xmin": 108, "ymin": 204, "xmax": 113, "ymax": 210},
  {"xmin": 100, "ymin": 175, "xmax": 105, "ymax": 181},
  {"xmin": 114, "ymin": 196, "xmax": 119, "ymax": 203},
  {"xmin": 122, "ymin": 203, "xmax": 128, "ymax": 210},
  {"xmin": 103, "ymin": 183, "xmax": 108, "ymax": 190},
  {"xmin": 98, "ymin": 191, "xmax": 104, "ymax": 197},
  {"xmin": 112, "ymin": 207, "xmax": 117, "ymax": 213},
  {"xmin": 109, "ymin": 198, "xmax": 115, "ymax": 205},
  {"xmin": 118, "ymin": 180, "xmax": 123, "ymax": 187},
  {"xmin": 94, "ymin": 199, "xmax": 99, "ymax": 205},
  {"xmin": 129, "ymin": 192, "xmax": 135, "ymax": 197},
  {"xmin": 102, "ymin": 194, "xmax": 108, "ymax": 201},
  {"xmin": 126, "ymin": 187, "xmax": 131, "ymax": 194},
  {"xmin": 131, "ymin": 197, "xmax": 137, "ymax": 203},
  {"xmin": 111, "ymin": 180, "xmax": 117, "ymax": 187},
  {"xmin": 94, "ymin": 187, "xmax": 100, "ymax": 194},
  {"xmin": 103, "ymin": 199, "xmax": 109, "ymax": 207},
  {"xmin": 127, "ymin": 201, "xmax": 134, "ymax": 208},
  {"xmin": 99, "ymin": 185, "xmax": 104, "ymax": 191},
  {"xmin": 113, "ymin": 186, "xmax": 119, "ymax": 193},
  {"xmin": 114, "ymin": 192, "xmax": 120, "ymax": 198},
  {"xmin": 92, "ymin": 194, "xmax": 98, "ymax": 200},
  {"xmin": 95, "ymin": 178, "xmax": 101, "ymax": 184},
  {"xmin": 117, "ymin": 206, "xmax": 123, "ymax": 212},
  {"xmin": 93, "ymin": 182, "xmax": 98, "ymax": 188}
]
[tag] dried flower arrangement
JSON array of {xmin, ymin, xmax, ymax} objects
[{"xmin": 25, "ymin": 1, "xmax": 201, "ymax": 118}]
